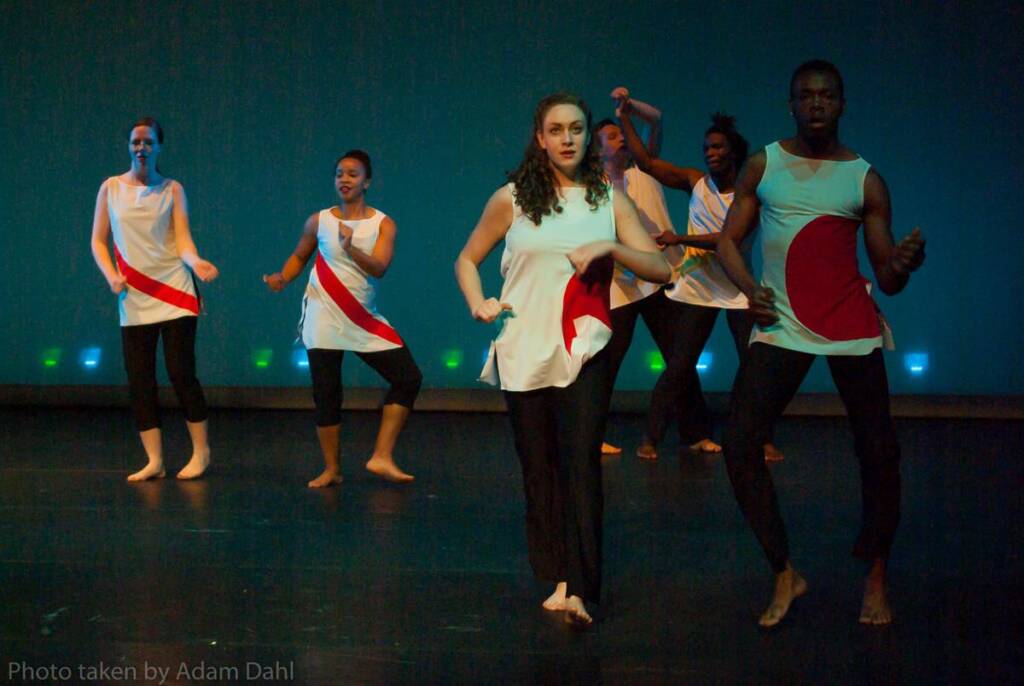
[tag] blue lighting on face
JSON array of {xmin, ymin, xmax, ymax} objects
[
  {"xmin": 79, "ymin": 347, "xmax": 101, "ymax": 369},
  {"xmin": 696, "ymin": 352, "xmax": 713, "ymax": 374},
  {"xmin": 292, "ymin": 348, "xmax": 309, "ymax": 369},
  {"xmin": 904, "ymin": 352, "xmax": 929, "ymax": 376}
]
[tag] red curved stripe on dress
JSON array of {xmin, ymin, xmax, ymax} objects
[
  {"xmin": 315, "ymin": 253, "xmax": 404, "ymax": 347},
  {"xmin": 113, "ymin": 246, "xmax": 199, "ymax": 315},
  {"xmin": 562, "ymin": 272, "xmax": 612, "ymax": 353},
  {"xmin": 785, "ymin": 215, "xmax": 880, "ymax": 341}
]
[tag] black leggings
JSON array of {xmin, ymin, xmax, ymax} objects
[
  {"xmin": 121, "ymin": 316, "xmax": 208, "ymax": 432},
  {"xmin": 605, "ymin": 289, "xmax": 672, "ymax": 386},
  {"xmin": 723, "ymin": 344, "xmax": 901, "ymax": 572},
  {"xmin": 307, "ymin": 346, "xmax": 422, "ymax": 426},
  {"xmin": 503, "ymin": 350, "xmax": 612, "ymax": 603},
  {"xmin": 646, "ymin": 299, "xmax": 772, "ymax": 445}
]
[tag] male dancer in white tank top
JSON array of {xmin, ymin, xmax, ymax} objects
[{"xmin": 717, "ymin": 60, "xmax": 926, "ymax": 627}]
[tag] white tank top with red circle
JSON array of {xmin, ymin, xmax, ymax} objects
[{"xmin": 480, "ymin": 184, "xmax": 616, "ymax": 391}]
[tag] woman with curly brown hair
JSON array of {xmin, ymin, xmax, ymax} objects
[{"xmin": 455, "ymin": 92, "xmax": 670, "ymax": 626}]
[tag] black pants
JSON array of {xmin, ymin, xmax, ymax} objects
[
  {"xmin": 723, "ymin": 344, "xmax": 901, "ymax": 572},
  {"xmin": 646, "ymin": 299, "xmax": 767, "ymax": 445},
  {"xmin": 307, "ymin": 346, "xmax": 422, "ymax": 426},
  {"xmin": 121, "ymin": 315, "xmax": 208, "ymax": 432},
  {"xmin": 606, "ymin": 290, "xmax": 673, "ymax": 387},
  {"xmin": 503, "ymin": 351, "xmax": 612, "ymax": 603}
]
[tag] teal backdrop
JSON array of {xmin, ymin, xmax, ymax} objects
[{"xmin": 2, "ymin": 1, "xmax": 1021, "ymax": 394}]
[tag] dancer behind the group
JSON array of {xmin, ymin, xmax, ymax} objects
[
  {"xmin": 618, "ymin": 101, "xmax": 783, "ymax": 462},
  {"xmin": 595, "ymin": 87, "xmax": 682, "ymax": 456},
  {"xmin": 716, "ymin": 60, "xmax": 925, "ymax": 627},
  {"xmin": 264, "ymin": 150, "xmax": 421, "ymax": 487},
  {"xmin": 90, "ymin": 117, "xmax": 218, "ymax": 482},
  {"xmin": 455, "ymin": 93, "xmax": 670, "ymax": 626}
]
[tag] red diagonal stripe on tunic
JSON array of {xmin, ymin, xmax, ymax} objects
[
  {"xmin": 562, "ymin": 272, "xmax": 611, "ymax": 353},
  {"xmin": 114, "ymin": 246, "xmax": 199, "ymax": 315},
  {"xmin": 315, "ymin": 253, "xmax": 403, "ymax": 347}
]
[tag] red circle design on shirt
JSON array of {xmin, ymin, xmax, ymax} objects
[{"xmin": 785, "ymin": 215, "xmax": 881, "ymax": 341}]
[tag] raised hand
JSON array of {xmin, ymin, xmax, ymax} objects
[
  {"xmin": 473, "ymin": 297, "xmax": 513, "ymax": 324},
  {"xmin": 339, "ymin": 224, "xmax": 354, "ymax": 252},
  {"xmin": 610, "ymin": 86, "xmax": 631, "ymax": 117},
  {"xmin": 750, "ymin": 286, "xmax": 779, "ymax": 326}
]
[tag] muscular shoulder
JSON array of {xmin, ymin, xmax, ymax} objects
[{"xmin": 736, "ymin": 149, "xmax": 767, "ymax": 193}]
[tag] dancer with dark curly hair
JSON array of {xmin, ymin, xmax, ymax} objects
[
  {"xmin": 455, "ymin": 92, "xmax": 670, "ymax": 626},
  {"xmin": 618, "ymin": 98, "xmax": 783, "ymax": 462}
]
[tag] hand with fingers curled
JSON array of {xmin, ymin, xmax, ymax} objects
[
  {"xmin": 473, "ymin": 297, "xmax": 513, "ymax": 324},
  {"xmin": 653, "ymin": 230, "xmax": 680, "ymax": 247},
  {"xmin": 568, "ymin": 241, "xmax": 615, "ymax": 283},
  {"xmin": 339, "ymin": 224, "xmax": 354, "ymax": 253},
  {"xmin": 889, "ymin": 227, "xmax": 926, "ymax": 275},
  {"xmin": 610, "ymin": 86, "xmax": 631, "ymax": 117},
  {"xmin": 192, "ymin": 259, "xmax": 219, "ymax": 282},
  {"xmin": 749, "ymin": 286, "xmax": 779, "ymax": 326},
  {"xmin": 108, "ymin": 272, "xmax": 127, "ymax": 294},
  {"xmin": 262, "ymin": 273, "xmax": 287, "ymax": 292}
]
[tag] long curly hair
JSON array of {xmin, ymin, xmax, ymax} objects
[{"xmin": 506, "ymin": 92, "xmax": 608, "ymax": 225}]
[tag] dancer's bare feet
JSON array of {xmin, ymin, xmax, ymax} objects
[
  {"xmin": 601, "ymin": 442, "xmax": 622, "ymax": 455},
  {"xmin": 759, "ymin": 564, "xmax": 807, "ymax": 627},
  {"xmin": 542, "ymin": 582, "xmax": 567, "ymax": 610},
  {"xmin": 636, "ymin": 439, "xmax": 658, "ymax": 460},
  {"xmin": 690, "ymin": 438, "xmax": 722, "ymax": 453},
  {"xmin": 127, "ymin": 461, "xmax": 165, "ymax": 482},
  {"xmin": 176, "ymin": 448, "xmax": 210, "ymax": 480},
  {"xmin": 764, "ymin": 443, "xmax": 784, "ymax": 462},
  {"xmin": 308, "ymin": 469, "xmax": 343, "ymax": 488},
  {"xmin": 564, "ymin": 595, "xmax": 592, "ymax": 627},
  {"xmin": 859, "ymin": 558, "xmax": 893, "ymax": 625},
  {"xmin": 365, "ymin": 456, "xmax": 414, "ymax": 483}
]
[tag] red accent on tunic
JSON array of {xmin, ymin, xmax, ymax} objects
[
  {"xmin": 114, "ymin": 246, "xmax": 199, "ymax": 315},
  {"xmin": 314, "ymin": 253, "xmax": 403, "ymax": 347}
]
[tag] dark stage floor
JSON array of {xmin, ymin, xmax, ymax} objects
[{"xmin": 1, "ymin": 408, "xmax": 1021, "ymax": 684}]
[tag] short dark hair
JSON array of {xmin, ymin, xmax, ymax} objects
[
  {"xmin": 789, "ymin": 59, "xmax": 844, "ymax": 99},
  {"xmin": 705, "ymin": 112, "xmax": 749, "ymax": 169},
  {"xmin": 593, "ymin": 118, "xmax": 619, "ymax": 135},
  {"xmin": 126, "ymin": 117, "xmax": 164, "ymax": 143},
  {"xmin": 335, "ymin": 149, "xmax": 372, "ymax": 179}
]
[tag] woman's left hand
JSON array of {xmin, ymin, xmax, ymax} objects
[
  {"xmin": 568, "ymin": 241, "xmax": 615, "ymax": 276},
  {"xmin": 193, "ymin": 259, "xmax": 219, "ymax": 282}
]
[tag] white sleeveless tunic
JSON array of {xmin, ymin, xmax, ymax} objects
[
  {"xmin": 480, "ymin": 184, "xmax": 616, "ymax": 391},
  {"xmin": 106, "ymin": 177, "xmax": 199, "ymax": 326},
  {"xmin": 299, "ymin": 208, "xmax": 403, "ymax": 352}
]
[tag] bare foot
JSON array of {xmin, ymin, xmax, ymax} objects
[
  {"xmin": 176, "ymin": 448, "xmax": 210, "ymax": 480},
  {"xmin": 636, "ymin": 440, "xmax": 658, "ymax": 460},
  {"xmin": 564, "ymin": 595, "xmax": 592, "ymax": 627},
  {"xmin": 365, "ymin": 456, "xmax": 414, "ymax": 483},
  {"xmin": 759, "ymin": 565, "xmax": 808, "ymax": 627},
  {"xmin": 542, "ymin": 582, "xmax": 567, "ymax": 610},
  {"xmin": 127, "ymin": 461, "xmax": 165, "ymax": 482},
  {"xmin": 860, "ymin": 561, "xmax": 893, "ymax": 625},
  {"xmin": 601, "ymin": 442, "xmax": 622, "ymax": 455},
  {"xmin": 690, "ymin": 438, "xmax": 722, "ymax": 453},
  {"xmin": 308, "ymin": 469, "xmax": 343, "ymax": 488},
  {"xmin": 764, "ymin": 443, "xmax": 785, "ymax": 462}
]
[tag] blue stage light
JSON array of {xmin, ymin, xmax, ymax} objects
[
  {"xmin": 292, "ymin": 348, "xmax": 309, "ymax": 369},
  {"xmin": 904, "ymin": 352, "xmax": 928, "ymax": 376},
  {"xmin": 696, "ymin": 351, "xmax": 713, "ymax": 374},
  {"xmin": 79, "ymin": 347, "xmax": 102, "ymax": 369}
]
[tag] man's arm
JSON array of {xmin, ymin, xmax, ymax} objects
[{"xmin": 862, "ymin": 168, "xmax": 926, "ymax": 296}]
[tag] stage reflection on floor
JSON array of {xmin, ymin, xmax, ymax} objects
[{"xmin": 1, "ymin": 408, "xmax": 1020, "ymax": 684}]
